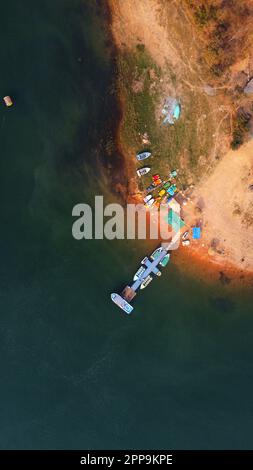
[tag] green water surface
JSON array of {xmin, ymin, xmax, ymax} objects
[{"xmin": 0, "ymin": 0, "xmax": 253, "ymax": 450}]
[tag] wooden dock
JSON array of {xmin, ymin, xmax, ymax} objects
[{"xmin": 119, "ymin": 246, "xmax": 169, "ymax": 310}]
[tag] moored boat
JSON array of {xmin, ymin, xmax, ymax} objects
[
  {"xmin": 111, "ymin": 293, "xmax": 133, "ymax": 314},
  {"xmin": 150, "ymin": 246, "xmax": 164, "ymax": 260},
  {"xmin": 159, "ymin": 254, "xmax": 170, "ymax": 267},
  {"xmin": 136, "ymin": 151, "xmax": 151, "ymax": 161},
  {"xmin": 133, "ymin": 266, "xmax": 145, "ymax": 281},
  {"xmin": 140, "ymin": 275, "xmax": 153, "ymax": 289}
]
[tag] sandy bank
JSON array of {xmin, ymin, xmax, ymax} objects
[{"xmin": 182, "ymin": 139, "xmax": 253, "ymax": 275}]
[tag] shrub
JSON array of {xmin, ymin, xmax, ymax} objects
[
  {"xmin": 194, "ymin": 4, "xmax": 217, "ymax": 26},
  {"xmin": 231, "ymin": 111, "xmax": 251, "ymax": 149},
  {"xmin": 136, "ymin": 43, "xmax": 145, "ymax": 53}
]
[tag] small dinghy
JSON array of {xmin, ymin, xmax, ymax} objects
[
  {"xmin": 136, "ymin": 151, "xmax": 151, "ymax": 161},
  {"xmin": 137, "ymin": 167, "xmax": 151, "ymax": 177},
  {"xmin": 3, "ymin": 96, "xmax": 13, "ymax": 107}
]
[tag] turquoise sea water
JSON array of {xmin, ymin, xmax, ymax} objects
[{"xmin": 1, "ymin": 0, "xmax": 253, "ymax": 450}]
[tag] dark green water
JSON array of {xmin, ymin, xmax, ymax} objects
[{"xmin": 0, "ymin": 0, "xmax": 253, "ymax": 450}]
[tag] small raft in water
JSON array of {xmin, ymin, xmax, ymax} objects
[{"xmin": 3, "ymin": 96, "xmax": 13, "ymax": 107}]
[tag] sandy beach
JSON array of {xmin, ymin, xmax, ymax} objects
[{"xmin": 181, "ymin": 139, "xmax": 253, "ymax": 277}]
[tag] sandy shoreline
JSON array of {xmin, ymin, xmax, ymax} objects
[
  {"xmin": 181, "ymin": 138, "xmax": 253, "ymax": 281},
  {"xmin": 175, "ymin": 246, "xmax": 253, "ymax": 287},
  {"xmin": 107, "ymin": 0, "xmax": 253, "ymax": 284}
]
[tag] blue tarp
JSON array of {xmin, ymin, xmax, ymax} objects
[
  {"xmin": 173, "ymin": 104, "xmax": 181, "ymax": 120},
  {"xmin": 162, "ymin": 97, "xmax": 181, "ymax": 125},
  {"xmin": 192, "ymin": 227, "xmax": 201, "ymax": 239}
]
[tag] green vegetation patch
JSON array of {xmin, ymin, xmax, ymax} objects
[
  {"xmin": 231, "ymin": 110, "xmax": 251, "ymax": 150},
  {"xmin": 185, "ymin": 0, "xmax": 251, "ymax": 80},
  {"xmin": 117, "ymin": 46, "xmax": 215, "ymax": 187},
  {"xmin": 193, "ymin": 3, "xmax": 217, "ymax": 27},
  {"xmin": 117, "ymin": 48, "xmax": 161, "ymax": 148}
]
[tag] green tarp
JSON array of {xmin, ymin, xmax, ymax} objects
[{"xmin": 166, "ymin": 210, "xmax": 185, "ymax": 230}]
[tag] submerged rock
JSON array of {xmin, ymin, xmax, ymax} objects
[
  {"xmin": 210, "ymin": 296, "xmax": 235, "ymax": 313},
  {"xmin": 219, "ymin": 271, "xmax": 231, "ymax": 285}
]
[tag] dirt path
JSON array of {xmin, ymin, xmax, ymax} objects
[{"xmin": 109, "ymin": 0, "xmax": 181, "ymax": 68}]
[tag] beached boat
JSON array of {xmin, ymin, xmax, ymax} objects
[
  {"xmin": 152, "ymin": 174, "xmax": 160, "ymax": 181},
  {"xmin": 144, "ymin": 194, "xmax": 152, "ymax": 203},
  {"xmin": 182, "ymin": 231, "xmax": 189, "ymax": 240},
  {"xmin": 137, "ymin": 167, "xmax": 151, "ymax": 177},
  {"xmin": 145, "ymin": 198, "xmax": 155, "ymax": 208},
  {"xmin": 166, "ymin": 184, "xmax": 177, "ymax": 195},
  {"xmin": 111, "ymin": 293, "xmax": 133, "ymax": 314},
  {"xmin": 155, "ymin": 196, "xmax": 162, "ymax": 207},
  {"xmin": 145, "ymin": 200, "xmax": 155, "ymax": 208},
  {"xmin": 140, "ymin": 275, "xmax": 153, "ymax": 289},
  {"xmin": 133, "ymin": 266, "xmax": 145, "ymax": 281},
  {"xmin": 136, "ymin": 151, "xmax": 151, "ymax": 161},
  {"xmin": 169, "ymin": 170, "xmax": 178, "ymax": 178},
  {"xmin": 159, "ymin": 254, "xmax": 170, "ymax": 267},
  {"xmin": 146, "ymin": 184, "xmax": 156, "ymax": 192}
]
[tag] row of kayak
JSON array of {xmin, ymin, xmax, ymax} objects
[
  {"xmin": 136, "ymin": 149, "xmax": 179, "ymax": 208},
  {"xmin": 143, "ymin": 183, "xmax": 178, "ymax": 208}
]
